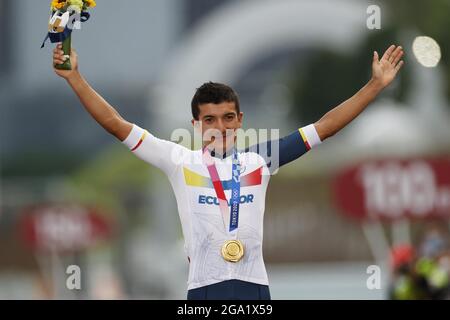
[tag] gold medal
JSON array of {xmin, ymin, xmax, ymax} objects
[{"xmin": 221, "ymin": 240, "xmax": 244, "ymax": 262}]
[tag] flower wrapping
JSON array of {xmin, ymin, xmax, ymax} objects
[{"xmin": 42, "ymin": 0, "xmax": 96, "ymax": 70}]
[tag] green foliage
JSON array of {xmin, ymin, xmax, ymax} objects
[
  {"xmin": 288, "ymin": 0, "xmax": 449, "ymax": 124},
  {"xmin": 289, "ymin": 28, "xmax": 409, "ymax": 124},
  {"xmin": 0, "ymin": 150, "xmax": 84, "ymax": 178},
  {"xmin": 386, "ymin": 0, "xmax": 450, "ymax": 100},
  {"xmin": 68, "ymin": 146, "xmax": 155, "ymax": 215}
]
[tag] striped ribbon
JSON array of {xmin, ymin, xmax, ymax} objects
[{"xmin": 202, "ymin": 147, "xmax": 241, "ymax": 234}]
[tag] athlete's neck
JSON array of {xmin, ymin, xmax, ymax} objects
[{"xmin": 203, "ymin": 142, "xmax": 236, "ymax": 159}]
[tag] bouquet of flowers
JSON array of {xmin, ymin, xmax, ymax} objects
[{"xmin": 42, "ymin": 0, "xmax": 96, "ymax": 70}]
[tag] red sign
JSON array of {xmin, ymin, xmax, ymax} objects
[
  {"xmin": 19, "ymin": 204, "xmax": 115, "ymax": 254},
  {"xmin": 332, "ymin": 158, "xmax": 450, "ymax": 221}
]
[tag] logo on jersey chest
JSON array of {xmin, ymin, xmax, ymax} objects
[{"xmin": 198, "ymin": 194, "xmax": 254, "ymax": 206}]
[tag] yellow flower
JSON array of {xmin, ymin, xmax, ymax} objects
[
  {"xmin": 68, "ymin": 0, "xmax": 83, "ymax": 10},
  {"xmin": 51, "ymin": 0, "xmax": 66, "ymax": 10},
  {"xmin": 50, "ymin": 0, "xmax": 95, "ymax": 12},
  {"xmin": 84, "ymin": 0, "xmax": 96, "ymax": 8}
]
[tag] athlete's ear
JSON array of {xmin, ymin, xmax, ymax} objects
[
  {"xmin": 191, "ymin": 119, "xmax": 201, "ymax": 127},
  {"xmin": 192, "ymin": 119, "xmax": 202, "ymax": 133}
]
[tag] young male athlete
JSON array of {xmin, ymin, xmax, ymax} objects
[{"xmin": 52, "ymin": 44, "xmax": 404, "ymax": 300}]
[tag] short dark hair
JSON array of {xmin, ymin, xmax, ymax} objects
[{"xmin": 191, "ymin": 82, "xmax": 240, "ymax": 120}]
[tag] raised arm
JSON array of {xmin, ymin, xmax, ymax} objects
[
  {"xmin": 53, "ymin": 44, "xmax": 133, "ymax": 141},
  {"xmin": 314, "ymin": 45, "xmax": 404, "ymax": 141}
]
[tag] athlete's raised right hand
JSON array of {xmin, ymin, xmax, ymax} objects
[{"xmin": 53, "ymin": 43, "xmax": 79, "ymax": 80}]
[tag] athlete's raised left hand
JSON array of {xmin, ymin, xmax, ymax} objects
[{"xmin": 371, "ymin": 45, "xmax": 404, "ymax": 90}]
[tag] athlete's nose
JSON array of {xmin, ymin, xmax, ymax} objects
[{"xmin": 216, "ymin": 119, "xmax": 227, "ymax": 136}]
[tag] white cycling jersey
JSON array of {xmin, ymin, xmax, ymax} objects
[{"xmin": 122, "ymin": 124, "xmax": 321, "ymax": 290}]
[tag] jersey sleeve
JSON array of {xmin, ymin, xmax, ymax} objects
[
  {"xmin": 246, "ymin": 124, "xmax": 322, "ymax": 174},
  {"xmin": 278, "ymin": 124, "xmax": 322, "ymax": 167},
  {"xmin": 122, "ymin": 124, "xmax": 186, "ymax": 177}
]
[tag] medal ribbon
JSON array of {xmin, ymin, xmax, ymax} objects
[{"xmin": 202, "ymin": 148, "xmax": 241, "ymax": 233}]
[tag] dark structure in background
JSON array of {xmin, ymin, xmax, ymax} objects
[
  {"xmin": 184, "ymin": 0, "xmax": 231, "ymax": 29},
  {"xmin": 0, "ymin": 0, "xmax": 11, "ymax": 76}
]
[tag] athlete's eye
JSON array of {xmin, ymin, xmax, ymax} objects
[
  {"xmin": 204, "ymin": 118, "xmax": 213, "ymax": 124},
  {"xmin": 225, "ymin": 114, "xmax": 235, "ymax": 121}
]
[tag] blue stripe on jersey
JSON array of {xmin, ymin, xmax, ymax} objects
[{"xmin": 245, "ymin": 130, "xmax": 308, "ymax": 174}]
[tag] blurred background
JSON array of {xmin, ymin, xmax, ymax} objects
[{"xmin": 1, "ymin": 0, "xmax": 450, "ymax": 299}]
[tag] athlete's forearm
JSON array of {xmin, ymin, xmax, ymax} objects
[
  {"xmin": 66, "ymin": 71, "xmax": 132, "ymax": 141},
  {"xmin": 314, "ymin": 79, "xmax": 383, "ymax": 141}
]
